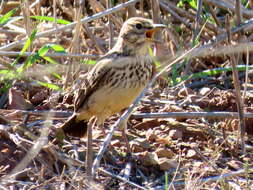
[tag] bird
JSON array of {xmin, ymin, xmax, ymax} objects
[{"xmin": 60, "ymin": 17, "xmax": 166, "ymax": 138}]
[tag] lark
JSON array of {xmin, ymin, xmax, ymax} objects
[{"xmin": 61, "ymin": 17, "xmax": 165, "ymax": 137}]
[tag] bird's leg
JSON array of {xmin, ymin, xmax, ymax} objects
[
  {"xmin": 86, "ymin": 116, "xmax": 97, "ymax": 178},
  {"xmin": 119, "ymin": 116, "xmax": 132, "ymax": 154}
]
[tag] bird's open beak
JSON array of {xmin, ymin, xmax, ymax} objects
[{"xmin": 145, "ymin": 24, "xmax": 166, "ymax": 39}]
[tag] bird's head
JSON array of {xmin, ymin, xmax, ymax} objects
[{"xmin": 113, "ymin": 17, "xmax": 166, "ymax": 56}]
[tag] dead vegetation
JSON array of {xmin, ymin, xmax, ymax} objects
[{"xmin": 1, "ymin": 0, "xmax": 253, "ymax": 189}]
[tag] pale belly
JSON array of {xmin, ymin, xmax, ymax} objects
[{"xmin": 76, "ymin": 84, "xmax": 146, "ymax": 122}]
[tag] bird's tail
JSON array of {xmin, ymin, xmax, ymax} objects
[{"xmin": 61, "ymin": 114, "xmax": 88, "ymax": 138}]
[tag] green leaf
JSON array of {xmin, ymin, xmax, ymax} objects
[
  {"xmin": 50, "ymin": 71, "xmax": 62, "ymax": 80},
  {"xmin": 84, "ymin": 60, "xmax": 97, "ymax": 65},
  {"xmin": 0, "ymin": 69, "xmax": 16, "ymax": 79},
  {"xmin": 177, "ymin": 0, "xmax": 197, "ymax": 10},
  {"xmin": 38, "ymin": 44, "xmax": 66, "ymax": 57},
  {"xmin": 42, "ymin": 56, "xmax": 58, "ymax": 64},
  {"xmin": 30, "ymin": 16, "xmax": 71, "ymax": 25},
  {"xmin": 177, "ymin": 65, "xmax": 253, "ymax": 84},
  {"xmin": 189, "ymin": 0, "xmax": 197, "ymax": 9},
  {"xmin": 17, "ymin": 52, "xmax": 40, "ymax": 73},
  {"xmin": 38, "ymin": 45, "xmax": 51, "ymax": 57},
  {"xmin": 20, "ymin": 29, "xmax": 38, "ymax": 55},
  {"xmin": 35, "ymin": 80, "xmax": 61, "ymax": 90},
  {"xmin": 48, "ymin": 44, "xmax": 66, "ymax": 53},
  {"xmin": 0, "ymin": 70, "xmax": 11, "ymax": 74},
  {"xmin": 0, "ymin": 7, "xmax": 19, "ymax": 26},
  {"xmin": 148, "ymin": 47, "xmax": 161, "ymax": 69},
  {"xmin": 38, "ymin": 44, "xmax": 66, "ymax": 65}
]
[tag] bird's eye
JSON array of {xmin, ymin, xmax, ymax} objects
[{"xmin": 135, "ymin": 23, "xmax": 142, "ymax": 29}]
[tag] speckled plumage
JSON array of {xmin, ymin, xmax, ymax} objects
[{"xmin": 61, "ymin": 17, "xmax": 165, "ymax": 137}]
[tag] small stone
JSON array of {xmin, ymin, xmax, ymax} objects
[
  {"xmin": 158, "ymin": 158, "xmax": 178, "ymax": 171},
  {"xmin": 186, "ymin": 149, "xmax": 198, "ymax": 159},
  {"xmin": 140, "ymin": 151, "xmax": 159, "ymax": 166},
  {"xmin": 169, "ymin": 129, "xmax": 183, "ymax": 140},
  {"xmin": 155, "ymin": 148, "xmax": 175, "ymax": 159},
  {"xmin": 199, "ymin": 87, "xmax": 210, "ymax": 96}
]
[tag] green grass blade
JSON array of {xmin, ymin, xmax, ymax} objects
[
  {"xmin": 0, "ymin": 7, "xmax": 19, "ymax": 26},
  {"xmin": 83, "ymin": 60, "xmax": 97, "ymax": 65},
  {"xmin": 50, "ymin": 71, "xmax": 62, "ymax": 80},
  {"xmin": 38, "ymin": 44, "xmax": 66, "ymax": 57},
  {"xmin": 177, "ymin": 65, "xmax": 253, "ymax": 84},
  {"xmin": 35, "ymin": 80, "xmax": 61, "ymax": 90},
  {"xmin": 30, "ymin": 16, "xmax": 71, "ymax": 25},
  {"xmin": 0, "ymin": 69, "xmax": 16, "ymax": 80},
  {"xmin": 17, "ymin": 53, "xmax": 40, "ymax": 73},
  {"xmin": 42, "ymin": 56, "xmax": 58, "ymax": 64},
  {"xmin": 20, "ymin": 29, "xmax": 38, "ymax": 55}
]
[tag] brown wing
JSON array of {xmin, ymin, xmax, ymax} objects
[{"xmin": 74, "ymin": 59, "xmax": 112, "ymax": 112}]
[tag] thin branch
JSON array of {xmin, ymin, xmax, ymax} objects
[
  {"xmin": 203, "ymin": 0, "xmax": 253, "ymax": 19},
  {"xmin": 208, "ymin": 5, "xmax": 222, "ymax": 27},
  {"xmin": 131, "ymin": 112, "xmax": 253, "ymax": 119},
  {"xmin": 193, "ymin": 0, "xmax": 203, "ymax": 42},
  {"xmin": 5, "ymin": 116, "xmax": 51, "ymax": 179},
  {"xmin": 0, "ymin": 51, "xmax": 100, "ymax": 59},
  {"xmin": 3, "ymin": 110, "xmax": 253, "ymax": 119},
  {"xmin": 225, "ymin": 14, "xmax": 246, "ymax": 154},
  {"xmin": 98, "ymin": 168, "xmax": 148, "ymax": 190}
]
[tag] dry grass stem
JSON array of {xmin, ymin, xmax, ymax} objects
[
  {"xmin": 226, "ymin": 15, "xmax": 246, "ymax": 154},
  {"xmin": 203, "ymin": 0, "xmax": 253, "ymax": 19}
]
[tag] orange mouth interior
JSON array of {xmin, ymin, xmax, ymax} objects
[{"xmin": 146, "ymin": 29, "xmax": 155, "ymax": 39}]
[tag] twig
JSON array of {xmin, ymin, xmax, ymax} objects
[
  {"xmin": 159, "ymin": 2, "xmax": 192, "ymax": 29},
  {"xmin": 122, "ymin": 162, "xmax": 132, "ymax": 180},
  {"xmin": 208, "ymin": 5, "xmax": 222, "ymax": 27},
  {"xmin": 64, "ymin": 0, "xmax": 84, "ymax": 89},
  {"xmin": 3, "ymin": 109, "xmax": 253, "ymax": 120},
  {"xmin": 88, "ymin": 0, "xmax": 122, "ymax": 28},
  {"xmin": 0, "ymin": 0, "xmax": 139, "ymax": 51},
  {"xmin": 203, "ymin": 0, "xmax": 253, "ymax": 19},
  {"xmin": 83, "ymin": 24, "xmax": 106, "ymax": 54},
  {"xmin": 225, "ymin": 15, "xmax": 245, "ymax": 154},
  {"xmin": 160, "ymin": 1, "xmax": 222, "ymax": 34},
  {"xmin": 86, "ymin": 117, "xmax": 96, "ymax": 178},
  {"xmin": 98, "ymin": 168, "xmax": 147, "ymax": 190},
  {"xmin": 107, "ymin": 0, "xmax": 114, "ymax": 49},
  {"xmin": 30, "ymin": 0, "xmax": 43, "ymax": 8},
  {"xmin": 243, "ymin": 47, "xmax": 249, "ymax": 100},
  {"xmin": 131, "ymin": 112, "xmax": 253, "ymax": 119},
  {"xmin": 193, "ymin": 0, "xmax": 203, "ymax": 42},
  {"xmin": 235, "ymin": 0, "xmax": 243, "ymax": 27},
  {"xmin": 0, "ymin": 51, "xmax": 100, "ymax": 59},
  {"xmin": 0, "ymin": 29, "xmax": 24, "ymax": 35},
  {"xmin": 22, "ymin": 0, "xmax": 32, "ymax": 48},
  {"xmin": 192, "ymin": 146, "xmax": 219, "ymax": 172},
  {"xmin": 4, "ymin": 118, "xmax": 51, "ymax": 179}
]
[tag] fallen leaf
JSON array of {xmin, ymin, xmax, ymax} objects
[
  {"xmin": 186, "ymin": 149, "xmax": 198, "ymax": 159},
  {"xmin": 139, "ymin": 151, "xmax": 159, "ymax": 166},
  {"xmin": 8, "ymin": 88, "xmax": 33, "ymax": 110},
  {"xmin": 169, "ymin": 129, "xmax": 183, "ymax": 140},
  {"xmin": 158, "ymin": 158, "xmax": 178, "ymax": 171},
  {"xmin": 155, "ymin": 148, "xmax": 175, "ymax": 159}
]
